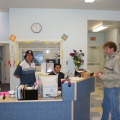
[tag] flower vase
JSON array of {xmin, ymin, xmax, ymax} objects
[
  {"xmin": 75, "ymin": 67, "xmax": 82, "ymax": 71},
  {"xmin": 74, "ymin": 67, "xmax": 80, "ymax": 77},
  {"xmin": 75, "ymin": 67, "xmax": 84, "ymax": 77}
]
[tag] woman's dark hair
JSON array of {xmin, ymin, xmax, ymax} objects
[
  {"xmin": 104, "ymin": 41, "xmax": 117, "ymax": 52},
  {"xmin": 54, "ymin": 63, "xmax": 61, "ymax": 68}
]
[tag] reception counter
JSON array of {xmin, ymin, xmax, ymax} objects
[{"xmin": 0, "ymin": 77, "xmax": 95, "ymax": 120}]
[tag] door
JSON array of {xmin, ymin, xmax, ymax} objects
[
  {"xmin": 0, "ymin": 61, "xmax": 1, "ymax": 83},
  {"xmin": 0, "ymin": 44, "xmax": 10, "ymax": 83},
  {"xmin": 87, "ymin": 46, "xmax": 101, "ymax": 74},
  {"xmin": 0, "ymin": 46, "xmax": 3, "ymax": 83}
]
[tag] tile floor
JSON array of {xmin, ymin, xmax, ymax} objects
[{"xmin": 90, "ymin": 79, "xmax": 112, "ymax": 120}]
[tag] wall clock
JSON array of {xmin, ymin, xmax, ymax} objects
[{"xmin": 31, "ymin": 23, "xmax": 42, "ymax": 33}]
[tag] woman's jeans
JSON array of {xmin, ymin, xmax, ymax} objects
[{"xmin": 101, "ymin": 88, "xmax": 120, "ymax": 120}]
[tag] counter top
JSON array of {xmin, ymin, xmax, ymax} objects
[
  {"xmin": 62, "ymin": 75, "xmax": 95, "ymax": 82},
  {"xmin": 0, "ymin": 93, "xmax": 62, "ymax": 103}
]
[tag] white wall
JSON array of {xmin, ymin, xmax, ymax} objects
[
  {"xmin": 0, "ymin": 12, "xmax": 9, "ymax": 42},
  {"xmin": 9, "ymin": 8, "xmax": 120, "ymax": 90},
  {"xmin": 104, "ymin": 29, "xmax": 119, "ymax": 51}
]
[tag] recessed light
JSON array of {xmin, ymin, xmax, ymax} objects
[
  {"xmin": 85, "ymin": 0, "xmax": 95, "ymax": 3},
  {"xmin": 46, "ymin": 50, "xmax": 50, "ymax": 53}
]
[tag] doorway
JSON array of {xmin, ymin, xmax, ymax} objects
[
  {"xmin": 0, "ymin": 43, "xmax": 10, "ymax": 92},
  {"xmin": 0, "ymin": 46, "xmax": 3, "ymax": 84},
  {"xmin": 87, "ymin": 46, "xmax": 101, "ymax": 74}
]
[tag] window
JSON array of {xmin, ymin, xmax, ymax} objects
[{"xmin": 22, "ymin": 51, "xmax": 43, "ymax": 66}]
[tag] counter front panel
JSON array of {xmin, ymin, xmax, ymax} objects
[{"xmin": 0, "ymin": 77, "xmax": 95, "ymax": 120}]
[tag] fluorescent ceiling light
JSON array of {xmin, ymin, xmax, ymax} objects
[
  {"xmin": 92, "ymin": 25, "xmax": 108, "ymax": 32},
  {"xmin": 85, "ymin": 0, "xmax": 94, "ymax": 3}
]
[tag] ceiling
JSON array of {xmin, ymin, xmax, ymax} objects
[
  {"xmin": 0, "ymin": 0, "xmax": 120, "ymax": 33},
  {"xmin": 0, "ymin": 0, "xmax": 120, "ymax": 12}
]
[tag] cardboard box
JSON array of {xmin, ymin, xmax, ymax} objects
[{"xmin": 81, "ymin": 71, "xmax": 94, "ymax": 78}]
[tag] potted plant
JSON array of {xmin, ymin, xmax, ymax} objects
[{"xmin": 70, "ymin": 49, "xmax": 85, "ymax": 76}]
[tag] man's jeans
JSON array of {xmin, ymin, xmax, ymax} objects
[{"xmin": 101, "ymin": 88, "xmax": 120, "ymax": 120}]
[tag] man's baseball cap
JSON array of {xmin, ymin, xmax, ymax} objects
[
  {"xmin": 25, "ymin": 50, "xmax": 33, "ymax": 56},
  {"xmin": 24, "ymin": 50, "xmax": 33, "ymax": 59}
]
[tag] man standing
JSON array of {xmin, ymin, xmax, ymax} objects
[
  {"xmin": 96, "ymin": 41, "xmax": 120, "ymax": 120},
  {"xmin": 49, "ymin": 63, "xmax": 64, "ymax": 90},
  {"xmin": 14, "ymin": 50, "xmax": 36, "ymax": 87}
]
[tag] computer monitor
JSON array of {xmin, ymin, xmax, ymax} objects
[
  {"xmin": 38, "ymin": 75, "xmax": 58, "ymax": 98},
  {"xmin": 46, "ymin": 62, "xmax": 54, "ymax": 73}
]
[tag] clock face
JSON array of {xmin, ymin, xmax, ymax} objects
[{"xmin": 31, "ymin": 23, "xmax": 42, "ymax": 33}]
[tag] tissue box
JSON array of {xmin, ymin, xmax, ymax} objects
[{"xmin": 24, "ymin": 89, "xmax": 38, "ymax": 100}]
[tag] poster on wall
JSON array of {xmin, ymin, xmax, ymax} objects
[{"xmin": 90, "ymin": 37, "xmax": 96, "ymax": 41}]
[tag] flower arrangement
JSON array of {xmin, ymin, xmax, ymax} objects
[{"xmin": 70, "ymin": 49, "xmax": 84, "ymax": 69}]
